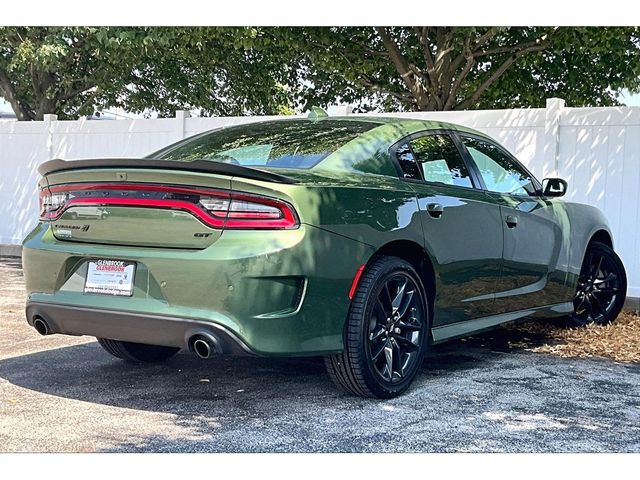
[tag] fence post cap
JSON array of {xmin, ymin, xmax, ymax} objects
[{"xmin": 546, "ymin": 98, "xmax": 566, "ymax": 109}]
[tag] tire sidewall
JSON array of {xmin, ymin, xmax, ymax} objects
[
  {"xmin": 352, "ymin": 256, "xmax": 430, "ymax": 398},
  {"xmin": 571, "ymin": 242, "xmax": 627, "ymax": 326}
]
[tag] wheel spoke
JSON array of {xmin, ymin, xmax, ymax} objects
[
  {"xmin": 591, "ymin": 294, "xmax": 606, "ymax": 316},
  {"xmin": 383, "ymin": 341, "xmax": 394, "ymax": 380},
  {"xmin": 371, "ymin": 339, "xmax": 387, "ymax": 362},
  {"xmin": 394, "ymin": 334, "xmax": 420, "ymax": 352},
  {"xmin": 383, "ymin": 283, "xmax": 394, "ymax": 312},
  {"xmin": 375, "ymin": 297, "xmax": 389, "ymax": 321},
  {"xmin": 591, "ymin": 256, "xmax": 604, "ymax": 281},
  {"xmin": 396, "ymin": 316, "xmax": 422, "ymax": 331},
  {"xmin": 369, "ymin": 326, "xmax": 386, "ymax": 342},
  {"xmin": 390, "ymin": 337, "xmax": 403, "ymax": 379},
  {"xmin": 574, "ymin": 295, "xmax": 587, "ymax": 312},
  {"xmin": 593, "ymin": 288, "xmax": 621, "ymax": 295},
  {"xmin": 397, "ymin": 289, "xmax": 415, "ymax": 319},
  {"xmin": 391, "ymin": 279, "xmax": 407, "ymax": 313},
  {"xmin": 594, "ymin": 272, "xmax": 617, "ymax": 286}
]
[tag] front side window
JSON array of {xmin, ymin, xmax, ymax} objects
[
  {"xmin": 461, "ymin": 137, "xmax": 537, "ymax": 196},
  {"xmin": 411, "ymin": 134, "xmax": 473, "ymax": 188}
]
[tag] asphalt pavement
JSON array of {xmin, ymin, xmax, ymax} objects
[{"xmin": 1, "ymin": 256, "xmax": 638, "ymax": 452}]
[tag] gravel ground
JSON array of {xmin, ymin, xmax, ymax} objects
[{"xmin": 1, "ymin": 256, "xmax": 638, "ymax": 452}]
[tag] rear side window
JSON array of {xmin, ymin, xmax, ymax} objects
[
  {"xmin": 395, "ymin": 134, "xmax": 473, "ymax": 188},
  {"xmin": 395, "ymin": 143, "xmax": 422, "ymax": 180},
  {"xmin": 148, "ymin": 120, "xmax": 378, "ymax": 169}
]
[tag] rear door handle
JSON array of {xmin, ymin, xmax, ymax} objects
[
  {"xmin": 505, "ymin": 214, "xmax": 519, "ymax": 228},
  {"xmin": 427, "ymin": 203, "xmax": 444, "ymax": 218}
]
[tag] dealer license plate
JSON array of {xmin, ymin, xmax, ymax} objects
[{"xmin": 84, "ymin": 260, "xmax": 136, "ymax": 296}]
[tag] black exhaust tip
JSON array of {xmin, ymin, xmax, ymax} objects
[{"xmin": 33, "ymin": 317, "xmax": 50, "ymax": 336}]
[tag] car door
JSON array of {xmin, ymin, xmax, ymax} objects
[
  {"xmin": 456, "ymin": 134, "xmax": 565, "ymax": 313},
  {"xmin": 391, "ymin": 131, "xmax": 505, "ymax": 327}
]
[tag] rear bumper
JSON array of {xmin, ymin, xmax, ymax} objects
[
  {"xmin": 26, "ymin": 301, "xmax": 254, "ymax": 356},
  {"xmin": 22, "ymin": 222, "xmax": 375, "ymax": 356}
]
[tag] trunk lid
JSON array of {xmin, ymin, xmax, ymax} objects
[{"xmin": 41, "ymin": 159, "xmax": 295, "ymax": 249}]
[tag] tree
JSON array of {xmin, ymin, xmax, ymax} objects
[
  {"xmin": 0, "ymin": 27, "xmax": 297, "ymax": 120},
  {"xmin": 270, "ymin": 27, "xmax": 640, "ymax": 112},
  {"xmin": 4, "ymin": 27, "xmax": 639, "ymax": 119}
]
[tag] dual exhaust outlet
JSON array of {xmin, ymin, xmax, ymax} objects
[{"xmin": 31, "ymin": 315, "xmax": 220, "ymax": 359}]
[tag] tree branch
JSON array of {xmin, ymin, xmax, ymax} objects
[
  {"xmin": 375, "ymin": 26, "xmax": 427, "ymax": 108},
  {"xmin": 414, "ymin": 26, "xmax": 436, "ymax": 79},
  {"xmin": 474, "ymin": 27, "xmax": 500, "ymax": 50},
  {"xmin": 454, "ymin": 42, "xmax": 549, "ymax": 110},
  {"xmin": 474, "ymin": 27, "xmax": 558, "ymax": 58},
  {"xmin": 443, "ymin": 34, "xmax": 476, "ymax": 110}
]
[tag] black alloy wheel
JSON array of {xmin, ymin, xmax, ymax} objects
[
  {"xmin": 571, "ymin": 242, "xmax": 627, "ymax": 326},
  {"xmin": 325, "ymin": 256, "xmax": 429, "ymax": 398},
  {"xmin": 367, "ymin": 273, "xmax": 425, "ymax": 383}
]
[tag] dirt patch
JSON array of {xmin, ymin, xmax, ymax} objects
[{"xmin": 507, "ymin": 313, "xmax": 640, "ymax": 363}]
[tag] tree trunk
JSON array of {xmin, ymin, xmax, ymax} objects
[
  {"xmin": 35, "ymin": 97, "xmax": 58, "ymax": 121},
  {"xmin": 0, "ymin": 69, "xmax": 34, "ymax": 120}
]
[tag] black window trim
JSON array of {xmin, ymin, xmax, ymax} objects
[
  {"xmin": 388, "ymin": 129, "xmax": 484, "ymax": 192},
  {"xmin": 452, "ymin": 132, "xmax": 544, "ymax": 198}
]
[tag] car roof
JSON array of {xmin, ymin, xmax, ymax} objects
[{"xmin": 322, "ymin": 115, "xmax": 486, "ymax": 138}]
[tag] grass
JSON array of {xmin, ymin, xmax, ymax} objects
[{"xmin": 506, "ymin": 312, "xmax": 640, "ymax": 363}]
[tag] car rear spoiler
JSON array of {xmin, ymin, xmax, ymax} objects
[{"xmin": 38, "ymin": 158, "xmax": 297, "ymax": 184}]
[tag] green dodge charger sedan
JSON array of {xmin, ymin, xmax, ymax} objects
[{"xmin": 22, "ymin": 116, "xmax": 627, "ymax": 398}]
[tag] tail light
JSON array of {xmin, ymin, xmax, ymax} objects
[
  {"xmin": 39, "ymin": 190, "xmax": 68, "ymax": 220},
  {"xmin": 38, "ymin": 183, "xmax": 299, "ymax": 230}
]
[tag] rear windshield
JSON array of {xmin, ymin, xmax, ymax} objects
[{"xmin": 149, "ymin": 119, "xmax": 378, "ymax": 169}]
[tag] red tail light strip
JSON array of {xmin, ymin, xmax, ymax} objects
[
  {"xmin": 47, "ymin": 182, "xmax": 224, "ymax": 196},
  {"xmin": 40, "ymin": 183, "xmax": 299, "ymax": 230}
]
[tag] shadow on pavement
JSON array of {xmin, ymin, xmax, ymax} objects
[
  {"xmin": 2, "ymin": 324, "xmax": 638, "ymax": 453},
  {"xmin": 0, "ymin": 326, "xmax": 540, "ymax": 416}
]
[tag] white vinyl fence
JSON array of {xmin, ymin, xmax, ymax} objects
[{"xmin": 1, "ymin": 99, "xmax": 639, "ymax": 297}]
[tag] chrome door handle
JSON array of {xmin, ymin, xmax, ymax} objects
[
  {"xmin": 427, "ymin": 203, "xmax": 444, "ymax": 218},
  {"xmin": 505, "ymin": 214, "xmax": 519, "ymax": 228}
]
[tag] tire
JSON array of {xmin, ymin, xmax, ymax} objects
[
  {"xmin": 569, "ymin": 241, "xmax": 627, "ymax": 327},
  {"xmin": 325, "ymin": 256, "xmax": 430, "ymax": 398},
  {"xmin": 97, "ymin": 338, "xmax": 180, "ymax": 363}
]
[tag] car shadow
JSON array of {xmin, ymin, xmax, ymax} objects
[{"xmin": 0, "ymin": 323, "xmax": 555, "ymax": 416}]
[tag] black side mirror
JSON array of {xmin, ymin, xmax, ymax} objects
[{"xmin": 542, "ymin": 178, "xmax": 567, "ymax": 197}]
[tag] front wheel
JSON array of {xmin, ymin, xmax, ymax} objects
[
  {"xmin": 325, "ymin": 256, "xmax": 430, "ymax": 398},
  {"xmin": 570, "ymin": 242, "xmax": 627, "ymax": 326},
  {"xmin": 97, "ymin": 338, "xmax": 180, "ymax": 363}
]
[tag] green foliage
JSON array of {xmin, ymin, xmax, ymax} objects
[
  {"xmin": 1, "ymin": 27, "xmax": 639, "ymax": 119},
  {"xmin": 267, "ymin": 27, "xmax": 640, "ymax": 111},
  {"xmin": 0, "ymin": 27, "xmax": 297, "ymax": 120}
]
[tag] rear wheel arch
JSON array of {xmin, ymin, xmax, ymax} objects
[{"xmin": 367, "ymin": 240, "xmax": 436, "ymax": 328}]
